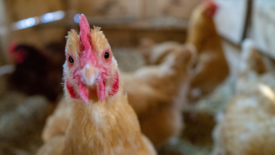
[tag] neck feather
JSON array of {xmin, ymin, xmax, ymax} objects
[{"xmin": 62, "ymin": 85, "xmax": 144, "ymax": 155}]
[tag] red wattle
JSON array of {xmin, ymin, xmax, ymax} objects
[
  {"xmin": 66, "ymin": 81, "xmax": 78, "ymax": 99},
  {"xmin": 109, "ymin": 71, "xmax": 119, "ymax": 96},
  {"xmin": 97, "ymin": 78, "xmax": 106, "ymax": 102},
  {"xmin": 79, "ymin": 81, "xmax": 89, "ymax": 104}
]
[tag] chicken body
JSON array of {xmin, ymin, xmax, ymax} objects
[
  {"xmin": 212, "ymin": 83, "xmax": 275, "ymax": 155},
  {"xmin": 42, "ymin": 97, "xmax": 71, "ymax": 142},
  {"xmin": 140, "ymin": 38, "xmax": 182, "ymax": 65},
  {"xmin": 37, "ymin": 14, "xmax": 156, "ymax": 155},
  {"xmin": 63, "ymin": 86, "xmax": 155, "ymax": 155},
  {"xmin": 212, "ymin": 39, "xmax": 275, "ymax": 155},
  {"xmin": 122, "ymin": 44, "xmax": 195, "ymax": 147},
  {"xmin": 186, "ymin": 0, "xmax": 229, "ymax": 103},
  {"xmin": 8, "ymin": 42, "xmax": 65, "ymax": 102},
  {"xmin": 238, "ymin": 39, "xmax": 266, "ymax": 76},
  {"xmin": 139, "ymin": 1, "xmax": 229, "ymax": 104},
  {"xmin": 39, "ymin": 87, "xmax": 156, "ymax": 155},
  {"xmin": 236, "ymin": 39, "xmax": 267, "ymax": 95}
]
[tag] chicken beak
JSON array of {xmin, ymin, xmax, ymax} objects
[
  {"xmin": 76, "ymin": 62, "xmax": 100, "ymax": 104},
  {"xmin": 80, "ymin": 62, "xmax": 99, "ymax": 87}
]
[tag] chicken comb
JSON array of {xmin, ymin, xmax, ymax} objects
[
  {"xmin": 78, "ymin": 14, "xmax": 94, "ymax": 104},
  {"xmin": 203, "ymin": 0, "xmax": 218, "ymax": 18},
  {"xmin": 8, "ymin": 42, "xmax": 27, "ymax": 63},
  {"xmin": 79, "ymin": 14, "xmax": 97, "ymax": 66}
]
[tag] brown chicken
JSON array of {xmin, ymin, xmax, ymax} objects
[
  {"xmin": 185, "ymin": 0, "xmax": 229, "ymax": 103},
  {"xmin": 7, "ymin": 41, "xmax": 65, "ymax": 102},
  {"xmin": 42, "ymin": 43, "xmax": 196, "ymax": 148},
  {"xmin": 122, "ymin": 43, "xmax": 196, "ymax": 147},
  {"xmin": 140, "ymin": 38, "xmax": 183, "ymax": 65},
  {"xmin": 41, "ymin": 97, "xmax": 71, "ymax": 142},
  {"xmin": 212, "ymin": 39, "xmax": 275, "ymax": 155},
  {"xmin": 37, "ymin": 14, "xmax": 156, "ymax": 155}
]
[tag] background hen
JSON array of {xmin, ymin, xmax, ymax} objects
[
  {"xmin": 212, "ymin": 39, "xmax": 275, "ymax": 155},
  {"xmin": 139, "ymin": 1, "xmax": 229, "ymax": 104},
  {"xmin": 7, "ymin": 41, "xmax": 65, "ymax": 102},
  {"xmin": 185, "ymin": 0, "xmax": 229, "ymax": 103},
  {"xmin": 122, "ymin": 43, "xmax": 195, "ymax": 147},
  {"xmin": 140, "ymin": 38, "xmax": 182, "ymax": 65}
]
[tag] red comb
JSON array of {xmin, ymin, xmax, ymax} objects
[
  {"xmin": 203, "ymin": 0, "xmax": 218, "ymax": 9},
  {"xmin": 8, "ymin": 42, "xmax": 27, "ymax": 63},
  {"xmin": 78, "ymin": 14, "xmax": 94, "ymax": 103},
  {"xmin": 79, "ymin": 14, "xmax": 91, "ymax": 53},
  {"xmin": 203, "ymin": 0, "xmax": 218, "ymax": 18},
  {"xmin": 79, "ymin": 14, "xmax": 97, "ymax": 66}
]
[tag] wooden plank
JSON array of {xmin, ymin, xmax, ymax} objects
[
  {"xmin": 70, "ymin": 0, "xmax": 141, "ymax": 18},
  {"xmin": 4, "ymin": 0, "xmax": 64, "ymax": 22},
  {"xmin": 70, "ymin": 0, "xmax": 202, "ymax": 19},
  {"xmin": 4, "ymin": 0, "xmax": 66, "ymax": 48},
  {"xmin": 145, "ymin": 0, "xmax": 202, "ymax": 19},
  {"xmin": 252, "ymin": 0, "xmax": 275, "ymax": 59},
  {"xmin": 0, "ymin": 0, "xmax": 9, "ymax": 64}
]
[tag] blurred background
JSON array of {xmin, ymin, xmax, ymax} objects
[{"xmin": 1, "ymin": 0, "xmax": 275, "ymax": 155}]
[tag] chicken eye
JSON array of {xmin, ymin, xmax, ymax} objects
[
  {"xmin": 104, "ymin": 51, "xmax": 110, "ymax": 61},
  {"xmin": 68, "ymin": 56, "xmax": 74, "ymax": 63}
]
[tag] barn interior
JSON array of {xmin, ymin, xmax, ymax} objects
[{"xmin": 0, "ymin": 0, "xmax": 275, "ymax": 155}]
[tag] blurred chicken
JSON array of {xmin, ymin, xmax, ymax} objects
[
  {"xmin": 185, "ymin": 0, "xmax": 229, "ymax": 103},
  {"xmin": 37, "ymin": 14, "xmax": 156, "ymax": 155},
  {"xmin": 41, "ymin": 97, "xmax": 71, "ymax": 142},
  {"xmin": 140, "ymin": 1, "xmax": 229, "ymax": 103},
  {"xmin": 238, "ymin": 39, "xmax": 266, "ymax": 75},
  {"xmin": 7, "ymin": 40, "xmax": 65, "ymax": 102},
  {"xmin": 236, "ymin": 39, "xmax": 267, "ymax": 95},
  {"xmin": 140, "ymin": 38, "xmax": 182, "ymax": 65},
  {"xmin": 122, "ymin": 43, "xmax": 195, "ymax": 147},
  {"xmin": 212, "ymin": 81, "xmax": 275, "ymax": 155},
  {"xmin": 212, "ymin": 39, "xmax": 275, "ymax": 155}
]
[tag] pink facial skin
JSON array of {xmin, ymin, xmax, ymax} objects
[
  {"xmin": 96, "ymin": 48, "xmax": 113, "ymax": 102},
  {"xmin": 66, "ymin": 14, "xmax": 119, "ymax": 103}
]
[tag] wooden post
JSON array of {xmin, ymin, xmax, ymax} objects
[
  {"xmin": 0, "ymin": 0, "xmax": 11, "ymax": 65},
  {"xmin": 140, "ymin": 0, "xmax": 146, "ymax": 20}
]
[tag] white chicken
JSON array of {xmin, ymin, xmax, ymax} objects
[{"xmin": 212, "ymin": 39, "xmax": 275, "ymax": 155}]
